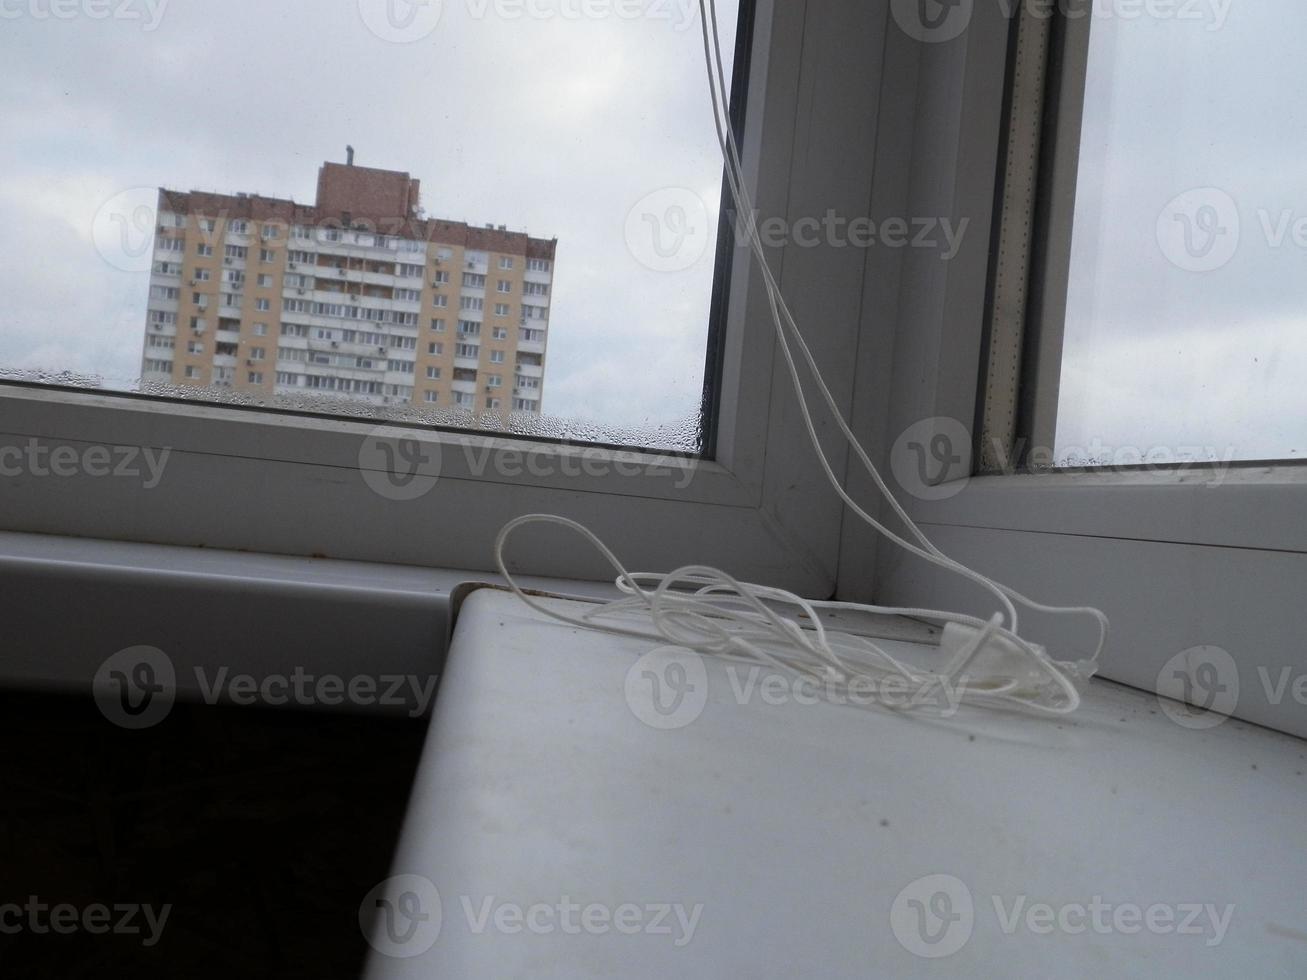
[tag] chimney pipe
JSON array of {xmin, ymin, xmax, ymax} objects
[{"xmin": 346, "ymin": 145, "xmax": 355, "ymax": 166}]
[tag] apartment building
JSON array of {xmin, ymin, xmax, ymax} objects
[{"xmin": 140, "ymin": 159, "xmax": 556, "ymax": 416}]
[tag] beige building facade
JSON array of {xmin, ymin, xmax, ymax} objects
[{"xmin": 141, "ymin": 160, "xmax": 556, "ymax": 416}]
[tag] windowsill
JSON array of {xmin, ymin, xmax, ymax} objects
[
  {"xmin": 367, "ymin": 588, "xmax": 1307, "ymax": 976},
  {"xmin": 0, "ymin": 530, "xmax": 615, "ymax": 706}
]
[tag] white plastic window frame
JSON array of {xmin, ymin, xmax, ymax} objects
[
  {"xmin": 856, "ymin": 3, "xmax": 1307, "ymax": 739},
  {"xmin": 0, "ymin": 0, "xmax": 898, "ymax": 600}
]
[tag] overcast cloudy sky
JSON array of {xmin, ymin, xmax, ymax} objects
[
  {"xmin": 0, "ymin": 0, "xmax": 739, "ymax": 447},
  {"xmin": 1059, "ymin": 2, "xmax": 1307, "ymax": 463}
]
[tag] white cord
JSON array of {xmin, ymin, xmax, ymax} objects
[{"xmin": 491, "ymin": 1, "xmax": 1109, "ymax": 718}]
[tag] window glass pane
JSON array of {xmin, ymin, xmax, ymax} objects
[
  {"xmin": 1056, "ymin": 6, "xmax": 1305, "ymax": 467},
  {"xmin": 0, "ymin": 0, "xmax": 742, "ymax": 452}
]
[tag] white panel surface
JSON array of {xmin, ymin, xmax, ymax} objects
[{"xmin": 367, "ymin": 588, "xmax": 1307, "ymax": 978}]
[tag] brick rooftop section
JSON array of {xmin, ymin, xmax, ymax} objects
[{"xmin": 157, "ymin": 162, "xmax": 557, "ymax": 260}]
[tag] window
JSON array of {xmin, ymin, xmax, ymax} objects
[
  {"xmin": 260, "ymin": 248, "xmax": 275, "ymax": 263},
  {"xmin": 197, "ymin": 243, "xmax": 213, "ymax": 257},
  {"xmin": 249, "ymin": 348, "xmax": 266, "ymax": 361},
  {"xmin": 0, "ymin": 1, "xmax": 895, "ymax": 627},
  {"xmin": 225, "ymin": 245, "xmax": 247, "ymax": 260},
  {"xmin": 253, "ymin": 323, "xmax": 268, "ymax": 337},
  {"xmin": 457, "ymin": 321, "xmax": 481, "ymax": 337},
  {"xmin": 395, "ymin": 288, "xmax": 422, "ymax": 303},
  {"xmin": 489, "ymin": 350, "xmax": 505, "ymax": 364},
  {"xmin": 455, "ymin": 344, "xmax": 479, "ymax": 360},
  {"xmin": 434, "ymin": 270, "xmax": 450, "ymax": 284},
  {"xmin": 193, "ymin": 269, "xmax": 211, "ymax": 282},
  {"xmin": 462, "ymin": 273, "xmax": 486, "ymax": 288},
  {"xmin": 248, "ymin": 371, "xmax": 264, "ymax": 384},
  {"xmin": 257, "ymin": 274, "xmax": 273, "ymax": 288},
  {"xmin": 487, "ymin": 374, "xmax": 502, "ymax": 388},
  {"xmin": 424, "ymin": 390, "xmax": 439, "ymax": 404},
  {"xmin": 496, "ymin": 280, "xmax": 511, "ymax": 294},
  {"xmin": 494, "ymin": 304, "xmax": 510, "ymax": 317},
  {"xmin": 460, "ymin": 297, "xmax": 483, "ymax": 311},
  {"xmin": 255, "ymin": 298, "xmax": 271, "ymax": 312},
  {"xmin": 433, "ymin": 296, "xmax": 448, "ymax": 308},
  {"xmin": 428, "ymin": 342, "xmax": 443, "ymax": 355},
  {"xmin": 492, "ymin": 327, "xmax": 508, "ymax": 341},
  {"xmin": 229, "ymin": 220, "xmax": 249, "ymax": 235},
  {"xmin": 396, "ymin": 263, "xmax": 423, "ymax": 278},
  {"xmin": 526, "ymin": 258, "xmax": 550, "ymax": 273}
]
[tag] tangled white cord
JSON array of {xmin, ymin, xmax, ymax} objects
[{"xmin": 493, "ymin": 1, "xmax": 1109, "ymax": 717}]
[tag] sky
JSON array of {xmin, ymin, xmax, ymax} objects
[
  {"xmin": 0, "ymin": 0, "xmax": 739, "ymax": 449},
  {"xmin": 1058, "ymin": 1, "xmax": 1307, "ymax": 464}
]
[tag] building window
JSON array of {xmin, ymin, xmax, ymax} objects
[
  {"xmin": 460, "ymin": 296, "xmax": 483, "ymax": 311},
  {"xmin": 487, "ymin": 374, "xmax": 502, "ymax": 388},
  {"xmin": 526, "ymin": 258, "xmax": 550, "ymax": 272},
  {"xmin": 455, "ymin": 344, "xmax": 479, "ymax": 359},
  {"xmin": 426, "ymin": 366, "xmax": 442, "ymax": 380},
  {"xmin": 496, "ymin": 280, "xmax": 511, "ymax": 294},
  {"xmin": 197, "ymin": 244, "xmax": 213, "ymax": 257},
  {"xmin": 498, "ymin": 256, "xmax": 513, "ymax": 270},
  {"xmin": 250, "ymin": 348, "xmax": 266, "ymax": 361},
  {"xmin": 492, "ymin": 326, "xmax": 508, "ymax": 340},
  {"xmin": 433, "ymin": 295, "xmax": 448, "ymax": 308},
  {"xmin": 424, "ymin": 391, "xmax": 439, "ymax": 404},
  {"xmin": 430, "ymin": 319, "xmax": 446, "ymax": 333},
  {"xmin": 184, "ymin": 365, "xmax": 202, "ymax": 380},
  {"xmin": 462, "ymin": 273, "xmax": 486, "ymax": 288},
  {"xmin": 248, "ymin": 371, "xmax": 264, "ymax": 384},
  {"xmin": 257, "ymin": 274, "xmax": 273, "ymax": 287},
  {"xmin": 490, "ymin": 350, "xmax": 505, "ymax": 364},
  {"xmin": 433, "ymin": 270, "xmax": 450, "ymax": 284},
  {"xmin": 494, "ymin": 304, "xmax": 510, "ymax": 317},
  {"xmin": 428, "ymin": 342, "xmax": 443, "ymax": 355}
]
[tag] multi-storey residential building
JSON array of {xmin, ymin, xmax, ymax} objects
[{"xmin": 140, "ymin": 158, "xmax": 556, "ymax": 416}]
